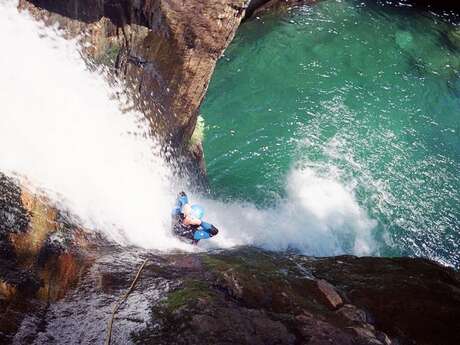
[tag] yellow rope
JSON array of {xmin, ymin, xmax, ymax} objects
[{"xmin": 105, "ymin": 259, "xmax": 148, "ymax": 345}]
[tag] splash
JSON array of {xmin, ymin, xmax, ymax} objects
[{"xmin": 198, "ymin": 167, "xmax": 376, "ymax": 255}]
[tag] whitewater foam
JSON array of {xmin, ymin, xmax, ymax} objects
[{"xmin": 0, "ymin": 1, "xmax": 186, "ymax": 250}]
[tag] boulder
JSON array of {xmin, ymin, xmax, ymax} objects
[{"xmin": 316, "ymin": 278, "xmax": 343, "ymax": 310}]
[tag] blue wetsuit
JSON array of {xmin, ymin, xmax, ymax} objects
[{"xmin": 171, "ymin": 192, "xmax": 218, "ymax": 243}]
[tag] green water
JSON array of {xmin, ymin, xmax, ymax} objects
[{"xmin": 201, "ymin": 0, "xmax": 460, "ymax": 267}]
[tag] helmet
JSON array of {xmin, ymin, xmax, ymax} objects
[{"xmin": 190, "ymin": 204, "xmax": 204, "ymax": 220}]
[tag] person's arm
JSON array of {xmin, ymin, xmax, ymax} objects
[
  {"xmin": 173, "ymin": 192, "xmax": 189, "ymax": 217},
  {"xmin": 177, "ymin": 192, "xmax": 189, "ymax": 208}
]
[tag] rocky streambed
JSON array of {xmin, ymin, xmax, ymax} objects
[{"xmin": 1, "ymin": 174, "xmax": 460, "ymax": 345}]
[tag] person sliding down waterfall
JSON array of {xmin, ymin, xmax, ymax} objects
[{"xmin": 171, "ymin": 192, "xmax": 219, "ymax": 244}]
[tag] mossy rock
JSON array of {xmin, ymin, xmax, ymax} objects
[
  {"xmin": 94, "ymin": 43, "xmax": 121, "ymax": 67},
  {"xmin": 164, "ymin": 279, "xmax": 217, "ymax": 313},
  {"xmin": 189, "ymin": 116, "xmax": 205, "ymax": 148}
]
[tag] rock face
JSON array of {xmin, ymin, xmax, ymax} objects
[
  {"xmin": 1, "ymin": 177, "xmax": 459, "ymax": 345},
  {"xmin": 0, "ymin": 173, "xmax": 99, "ymax": 343}
]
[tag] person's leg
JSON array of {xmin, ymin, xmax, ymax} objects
[
  {"xmin": 193, "ymin": 230, "xmax": 211, "ymax": 241},
  {"xmin": 201, "ymin": 222, "xmax": 219, "ymax": 237}
]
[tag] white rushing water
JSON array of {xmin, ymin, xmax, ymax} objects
[
  {"xmin": 0, "ymin": 1, "xmax": 184, "ymax": 250},
  {"xmin": 0, "ymin": 1, "xmax": 377, "ymax": 255}
]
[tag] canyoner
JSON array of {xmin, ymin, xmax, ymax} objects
[{"xmin": 172, "ymin": 192, "xmax": 219, "ymax": 244}]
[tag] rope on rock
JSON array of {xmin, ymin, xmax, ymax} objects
[{"xmin": 105, "ymin": 259, "xmax": 148, "ymax": 345}]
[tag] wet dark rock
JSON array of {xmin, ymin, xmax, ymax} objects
[
  {"xmin": 143, "ymin": 300, "xmax": 297, "ymax": 345},
  {"xmin": 336, "ymin": 304, "xmax": 368, "ymax": 324},
  {"xmin": 0, "ymin": 175, "xmax": 99, "ymax": 343},
  {"xmin": 0, "ymin": 174, "xmax": 30, "ymax": 237},
  {"xmin": 310, "ymin": 256, "xmax": 460, "ymax": 345},
  {"xmin": 132, "ymin": 249, "xmax": 458, "ymax": 345},
  {"xmin": 295, "ymin": 312, "xmax": 356, "ymax": 345}
]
